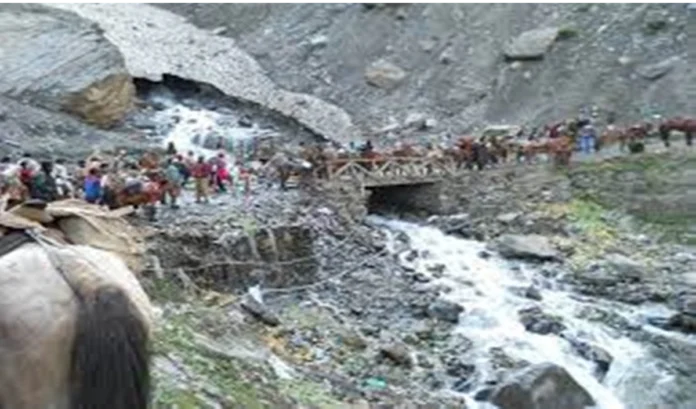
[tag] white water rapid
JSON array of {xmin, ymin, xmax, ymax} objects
[
  {"xmin": 369, "ymin": 216, "xmax": 675, "ymax": 409},
  {"xmin": 140, "ymin": 90, "xmax": 279, "ymax": 159}
]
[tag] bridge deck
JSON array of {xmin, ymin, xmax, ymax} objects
[{"xmin": 316, "ymin": 157, "xmax": 455, "ymax": 188}]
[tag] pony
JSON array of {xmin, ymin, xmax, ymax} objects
[
  {"xmin": 138, "ymin": 152, "xmax": 161, "ymax": 171},
  {"xmin": 599, "ymin": 123, "xmax": 652, "ymax": 152},
  {"xmin": 264, "ymin": 151, "xmax": 313, "ymax": 190},
  {"xmin": 548, "ymin": 135, "xmax": 573, "ymax": 168},
  {"xmin": 659, "ymin": 117, "xmax": 695, "ymax": 147},
  {"xmin": 0, "ymin": 228, "xmax": 152, "ymax": 409}
]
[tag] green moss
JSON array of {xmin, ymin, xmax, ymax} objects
[
  {"xmin": 151, "ymin": 302, "xmax": 345, "ymax": 409},
  {"xmin": 280, "ymin": 379, "xmax": 343, "ymax": 409},
  {"xmin": 542, "ymin": 199, "xmax": 618, "ymax": 269},
  {"xmin": 557, "ymin": 27, "xmax": 579, "ymax": 40}
]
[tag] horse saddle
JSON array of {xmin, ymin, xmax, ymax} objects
[{"xmin": 123, "ymin": 181, "xmax": 143, "ymax": 196}]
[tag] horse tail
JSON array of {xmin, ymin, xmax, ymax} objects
[{"xmin": 69, "ymin": 285, "xmax": 150, "ymax": 409}]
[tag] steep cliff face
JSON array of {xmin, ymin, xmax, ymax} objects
[
  {"xmin": 0, "ymin": 4, "xmax": 134, "ymax": 127},
  {"xmin": 159, "ymin": 3, "xmax": 694, "ymax": 138},
  {"xmin": 49, "ymin": 3, "xmax": 359, "ymax": 143}
]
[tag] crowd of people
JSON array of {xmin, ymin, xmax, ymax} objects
[
  {"xmin": 0, "ymin": 143, "xmax": 257, "ymax": 213},
  {"xmin": 0, "ymin": 113, "xmax": 688, "ymax": 216}
]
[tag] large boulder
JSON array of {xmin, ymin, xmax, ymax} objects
[
  {"xmin": 504, "ymin": 27, "xmax": 559, "ymax": 60},
  {"xmin": 492, "ymin": 234, "xmax": 561, "ymax": 261},
  {"xmin": 0, "ymin": 4, "xmax": 134, "ymax": 127},
  {"xmin": 365, "ymin": 59, "xmax": 407, "ymax": 90},
  {"xmin": 490, "ymin": 363, "xmax": 595, "ymax": 409}
]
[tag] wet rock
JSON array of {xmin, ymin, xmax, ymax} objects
[
  {"xmin": 240, "ymin": 294, "xmax": 281, "ymax": 326},
  {"xmin": 428, "ymin": 214, "xmax": 472, "ymax": 238},
  {"xmin": 518, "ymin": 306, "xmax": 566, "ymax": 335},
  {"xmin": 563, "ymin": 336, "xmax": 613, "ymax": 380},
  {"xmin": 426, "ymin": 263, "xmax": 446, "ymax": 276},
  {"xmin": 474, "ymin": 387, "xmax": 494, "ymax": 401},
  {"xmin": 666, "ymin": 313, "xmax": 696, "ymax": 334},
  {"xmin": 379, "ymin": 343, "xmax": 414, "ymax": 367},
  {"xmin": 444, "ymin": 357, "xmax": 476, "ymax": 391},
  {"xmin": 416, "ymin": 354, "xmax": 435, "ymax": 369},
  {"xmin": 637, "ymin": 57, "xmax": 679, "ymax": 80},
  {"xmin": 365, "ymin": 59, "xmax": 407, "ymax": 90},
  {"xmin": 677, "ymin": 293, "xmax": 696, "ymax": 316},
  {"xmin": 489, "ymin": 347, "xmax": 529, "ymax": 372},
  {"xmin": 0, "ymin": 4, "xmax": 135, "ymax": 127},
  {"xmin": 504, "ymin": 27, "xmax": 559, "ymax": 60},
  {"xmin": 524, "ymin": 286, "xmax": 542, "ymax": 301},
  {"xmin": 492, "ymin": 234, "xmax": 561, "ymax": 262},
  {"xmin": 237, "ymin": 115, "xmax": 253, "ymax": 127},
  {"xmin": 412, "ymin": 321, "xmax": 436, "ymax": 341},
  {"xmin": 490, "ymin": 362, "xmax": 595, "ymax": 409},
  {"xmin": 427, "ymin": 299, "xmax": 464, "ymax": 324}
]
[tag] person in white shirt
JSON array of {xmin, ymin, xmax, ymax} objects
[{"xmin": 52, "ymin": 159, "xmax": 74, "ymax": 198}]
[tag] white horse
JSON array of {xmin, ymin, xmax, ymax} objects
[{"xmin": 0, "ymin": 230, "xmax": 153, "ymax": 409}]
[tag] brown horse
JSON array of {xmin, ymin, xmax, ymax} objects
[
  {"xmin": 138, "ymin": 152, "xmax": 161, "ymax": 170},
  {"xmin": 600, "ymin": 123, "xmax": 652, "ymax": 151},
  {"xmin": 659, "ymin": 117, "xmax": 695, "ymax": 147},
  {"xmin": 548, "ymin": 135, "xmax": 573, "ymax": 168},
  {"xmin": 0, "ymin": 229, "xmax": 152, "ymax": 409}
]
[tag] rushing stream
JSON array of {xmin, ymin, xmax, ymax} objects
[
  {"xmin": 368, "ymin": 215, "xmax": 677, "ymax": 409},
  {"xmin": 134, "ymin": 85, "xmax": 691, "ymax": 409}
]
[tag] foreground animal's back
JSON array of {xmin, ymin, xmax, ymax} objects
[{"xmin": 0, "ymin": 241, "xmax": 152, "ymax": 409}]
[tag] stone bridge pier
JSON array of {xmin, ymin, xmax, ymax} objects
[{"xmin": 366, "ymin": 182, "xmax": 443, "ymax": 215}]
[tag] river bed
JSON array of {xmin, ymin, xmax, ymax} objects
[{"xmin": 369, "ymin": 215, "xmax": 681, "ymax": 409}]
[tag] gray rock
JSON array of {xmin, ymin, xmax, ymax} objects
[
  {"xmin": 636, "ymin": 57, "xmax": 680, "ymax": 80},
  {"xmin": 518, "ymin": 306, "xmax": 566, "ymax": 335},
  {"xmin": 404, "ymin": 112, "xmax": 427, "ymax": 128},
  {"xmin": 0, "ymin": 4, "xmax": 134, "ymax": 127},
  {"xmin": 438, "ymin": 46, "xmax": 455, "ymax": 64},
  {"xmin": 240, "ymin": 294, "xmax": 281, "ymax": 326},
  {"xmin": 428, "ymin": 299, "xmax": 464, "ymax": 324},
  {"xmin": 667, "ymin": 313, "xmax": 696, "ymax": 334},
  {"xmin": 491, "ymin": 363, "xmax": 595, "ymax": 409},
  {"xmin": 524, "ymin": 286, "xmax": 543, "ymax": 301},
  {"xmin": 309, "ymin": 34, "xmax": 329, "ymax": 48},
  {"xmin": 677, "ymin": 293, "xmax": 696, "ymax": 316},
  {"xmin": 379, "ymin": 343, "xmax": 414, "ymax": 367},
  {"xmin": 493, "ymin": 234, "xmax": 561, "ymax": 261},
  {"xmin": 497, "ymin": 212, "xmax": 521, "ymax": 224},
  {"xmin": 644, "ymin": 9, "xmax": 669, "ymax": 32},
  {"xmin": 603, "ymin": 253, "xmax": 644, "ymax": 280},
  {"xmin": 365, "ymin": 59, "xmax": 407, "ymax": 90},
  {"xmin": 424, "ymin": 118, "xmax": 438, "ymax": 129},
  {"xmin": 504, "ymin": 27, "xmax": 559, "ymax": 60},
  {"xmin": 564, "ymin": 336, "xmax": 613, "ymax": 380}
]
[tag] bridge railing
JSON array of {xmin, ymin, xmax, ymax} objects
[{"xmin": 313, "ymin": 156, "xmax": 459, "ymax": 184}]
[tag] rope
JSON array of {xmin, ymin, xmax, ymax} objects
[
  {"xmin": 260, "ymin": 247, "xmax": 389, "ymax": 295},
  {"xmin": 26, "ymin": 229, "xmax": 85, "ymax": 301}
]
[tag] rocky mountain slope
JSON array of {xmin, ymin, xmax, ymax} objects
[
  {"xmin": 159, "ymin": 3, "xmax": 695, "ymax": 137},
  {"xmin": 0, "ymin": 4, "xmax": 134, "ymax": 127}
]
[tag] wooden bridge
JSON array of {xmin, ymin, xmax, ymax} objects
[{"xmin": 313, "ymin": 157, "xmax": 461, "ymax": 188}]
